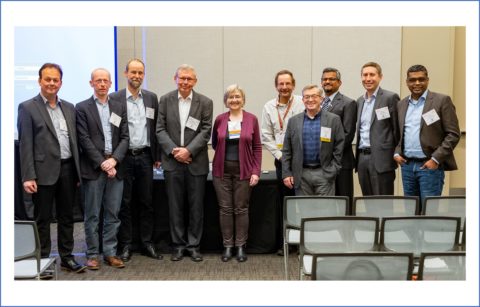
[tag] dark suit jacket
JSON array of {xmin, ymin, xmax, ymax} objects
[
  {"xmin": 76, "ymin": 96, "xmax": 129, "ymax": 180},
  {"xmin": 282, "ymin": 110, "xmax": 345, "ymax": 189},
  {"xmin": 156, "ymin": 90, "xmax": 213, "ymax": 175},
  {"xmin": 109, "ymin": 88, "xmax": 161, "ymax": 162},
  {"xmin": 355, "ymin": 87, "xmax": 400, "ymax": 173},
  {"xmin": 394, "ymin": 91, "xmax": 460, "ymax": 170},
  {"xmin": 327, "ymin": 92, "xmax": 357, "ymax": 170},
  {"xmin": 17, "ymin": 94, "xmax": 81, "ymax": 185}
]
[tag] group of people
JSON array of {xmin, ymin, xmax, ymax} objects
[{"xmin": 17, "ymin": 59, "xmax": 460, "ymax": 276}]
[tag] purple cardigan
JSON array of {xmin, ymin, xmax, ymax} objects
[{"xmin": 212, "ymin": 111, "xmax": 262, "ymax": 180}]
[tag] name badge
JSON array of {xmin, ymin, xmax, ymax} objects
[
  {"xmin": 109, "ymin": 112, "xmax": 122, "ymax": 127},
  {"xmin": 228, "ymin": 121, "xmax": 241, "ymax": 139},
  {"xmin": 275, "ymin": 132, "xmax": 285, "ymax": 149},
  {"xmin": 320, "ymin": 126, "xmax": 332, "ymax": 142},
  {"xmin": 375, "ymin": 106, "xmax": 390, "ymax": 120},
  {"xmin": 185, "ymin": 116, "xmax": 200, "ymax": 131},
  {"xmin": 59, "ymin": 119, "xmax": 68, "ymax": 131},
  {"xmin": 422, "ymin": 109, "xmax": 440, "ymax": 126},
  {"xmin": 145, "ymin": 107, "xmax": 155, "ymax": 119}
]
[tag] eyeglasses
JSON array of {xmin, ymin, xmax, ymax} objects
[
  {"xmin": 321, "ymin": 77, "xmax": 338, "ymax": 82},
  {"xmin": 407, "ymin": 77, "xmax": 428, "ymax": 83},
  {"xmin": 93, "ymin": 79, "xmax": 111, "ymax": 84},
  {"xmin": 177, "ymin": 77, "xmax": 196, "ymax": 82},
  {"xmin": 303, "ymin": 94, "xmax": 321, "ymax": 100}
]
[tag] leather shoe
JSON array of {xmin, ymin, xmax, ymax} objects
[
  {"xmin": 190, "ymin": 249, "xmax": 203, "ymax": 262},
  {"xmin": 171, "ymin": 248, "xmax": 184, "ymax": 261},
  {"xmin": 118, "ymin": 246, "xmax": 132, "ymax": 262},
  {"xmin": 39, "ymin": 271, "xmax": 54, "ymax": 280},
  {"xmin": 221, "ymin": 247, "xmax": 233, "ymax": 262},
  {"xmin": 277, "ymin": 248, "xmax": 284, "ymax": 256},
  {"xmin": 86, "ymin": 258, "xmax": 100, "ymax": 270},
  {"xmin": 236, "ymin": 246, "xmax": 247, "ymax": 262},
  {"xmin": 142, "ymin": 244, "xmax": 163, "ymax": 260},
  {"xmin": 104, "ymin": 256, "xmax": 125, "ymax": 268},
  {"xmin": 61, "ymin": 259, "xmax": 87, "ymax": 273}
]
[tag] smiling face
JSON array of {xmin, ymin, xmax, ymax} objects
[
  {"xmin": 175, "ymin": 68, "xmax": 197, "ymax": 98},
  {"xmin": 38, "ymin": 67, "xmax": 62, "ymax": 100},
  {"xmin": 302, "ymin": 87, "xmax": 322, "ymax": 116},
  {"xmin": 361, "ymin": 66, "xmax": 382, "ymax": 94},
  {"xmin": 125, "ymin": 60, "xmax": 145, "ymax": 92},
  {"xmin": 321, "ymin": 71, "xmax": 342, "ymax": 96},
  {"xmin": 225, "ymin": 89, "xmax": 244, "ymax": 112},
  {"xmin": 406, "ymin": 71, "xmax": 429, "ymax": 100},
  {"xmin": 276, "ymin": 73, "xmax": 295, "ymax": 103}
]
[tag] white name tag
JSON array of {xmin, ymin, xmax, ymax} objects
[
  {"xmin": 375, "ymin": 106, "xmax": 390, "ymax": 120},
  {"xmin": 228, "ymin": 121, "xmax": 241, "ymax": 139},
  {"xmin": 185, "ymin": 116, "xmax": 200, "ymax": 131},
  {"xmin": 422, "ymin": 109, "xmax": 441, "ymax": 126},
  {"xmin": 145, "ymin": 107, "xmax": 155, "ymax": 119},
  {"xmin": 275, "ymin": 132, "xmax": 285, "ymax": 149},
  {"xmin": 109, "ymin": 112, "xmax": 122, "ymax": 127},
  {"xmin": 320, "ymin": 126, "xmax": 332, "ymax": 142},
  {"xmin": 59, "ymin": 119, "xmax": 68, "ymax": 131}
]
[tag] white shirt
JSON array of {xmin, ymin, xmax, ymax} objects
[
  {"xmin": 126, "ymin": 88, "xmax": 149, "ymax": 149},
  {"xmin": 178, "ymin": 92, "xmax": 193, "ymax": 146}
]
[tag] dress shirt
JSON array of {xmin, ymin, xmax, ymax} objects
[
  {"xmin": 302, "ymin": 111, "xmax": 322, "ymax": 164},
  {"xmin": 358, "ymin": 87, "xmax": 379, "ymax": 149},
  {"xmin": 403, "ymin": 90, "xmax": 428, "ymax": 158},
  {"xmin": 126, "ymin": 89, "xmax": 149, "ymax": 149},
  {"xmin": 41, "ymin": 94, "xmax": 72, "ymax": 159},
  {"xmin": 94, "ymin": 95, "xmax": 113, "ymax": 154},
  {"xmin": 178, "ymin": 92, "xmax": 193, "ymax": 146}
]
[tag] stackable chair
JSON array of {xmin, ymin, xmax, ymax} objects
[
  {"xmin": 283, "ymin": 196, "xmax": 349, "ymax": 280},
  {"xmin": 311, "ymin": 252, "xmax": 414, "ymax": 280},
  {"xmin": 299, "ymin": 216, "xmax": 379, "ymax": 280},
  {"xmin": 352, "ymin": 196, "xmax": 419, "ymax": 221},
  {"xmin": 417, "ymin": 251, "xmax": 466, "ymax": 280},
  {"xmin": 15, "ymin": 220, "xmax": 57, "ymax": 280}
]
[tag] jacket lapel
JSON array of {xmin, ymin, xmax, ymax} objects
[
  {"xmin": 88, "ymin": 97, "xmax": 104, "ymax": 134},
  {"xmin": 33, "ymin": 95, "xmax": 57, "ymax": 137}
]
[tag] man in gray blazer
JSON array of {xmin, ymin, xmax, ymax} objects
[
  {"xmin": 17, "ymin": 63, "xmax": 86, "ymax": 274},
  {"xmin": 156, "ymin": 64, "xmax": 213, "ymax": 262},
  {"xmin": 394, "ymin": 64, "xmax": 460, "ymax": 207},
  {"xmin": 282, "ymin": 84, "xmax": 345, "ymax": 195},
  {"xmin": 355, "ymin": 62, "xmax": 400, "ymax": 195},
  {"xmin": 321, "ymin": 67, "xmax": 357, "ymax": 204},
  {"xmin": 76, "ymin": 68, "xmax": 129, "ymax": 269}
]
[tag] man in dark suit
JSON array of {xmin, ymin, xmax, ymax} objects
[
  {"xmin": 282, "ymin": 84, "xmax": 345, "ymax": 195},
  {"xmin": 111, "ymin": 59, "xmax": 163, "ymax": 262},
  {"xmin": 76, "ymin": 68, "xmax": 129, "ymax": 269},
  {"xmin": 17, "ymin": 63, "xmax": 86, "ymax": 274},
  {"xmin": 156, "ymin": 64, "xmax": 213, "ymax": 262},
  {"xmin": 355, "ymin": 62, "xmax": 400, "ymax": 195},
  {"xmin": 321, "ymin": 67, "xmax": 357, "ymax": 204},
  {"xmin": 394, "ymin": 64, "xmax": 460, "ymax": 207}
]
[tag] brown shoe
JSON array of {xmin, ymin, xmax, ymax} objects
[
  {"xmin": 86, "ymin": 258, "xmax": 100, "ymax": 270},
  {"xmin": 104, "ymin": 256, "xmax": 125, "ymax": 268}
]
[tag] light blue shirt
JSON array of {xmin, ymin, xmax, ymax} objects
[
  {"xmin": 403, "ymin": 90, "xmax": 428, "ymax": 158},
  {"xmin": 41, "ymin": 94, "xmax": 72, "ymax": 159},
  {"xmin": 126, "ymin": 88, "xmax": 149, "ymax": 149},
  {"xmin": 358, "ymin": 88, "xmax": 379, "ymax": 149},
  {"xmin": 94, "ymin": 95, "xmax": 113, "ymax": 154}
]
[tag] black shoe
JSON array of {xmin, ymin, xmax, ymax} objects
[
  {"xmin": 190, "ymin": 249, "xmax": 203, "ymax": 262},
  {"xmin": 221, "ymin": 247, "xmax": 233, "ymax": 262},
  {"xmin": 118, "ymin": 246, "xmax": 132, "ymax": 262},
  {"xmin": 39, "ymin": 271, "xmax": 54, "ymax": 280},
  {"xmin": 171, "ymin": 248, "xmax": 184, "ymax": 261},
  {"xmin": 142, "ymin": 244, "xmax": 163, "ymax": 260},
  {"xmin": 236, "ymin": 246, "xmax": 247, "ymax": 262},
  {"xmin": 277, "ymin": 248, "xmax": 284, "ymax": 256},
  {"xmin": 61, "ymin": 259, "xmax": 87, "ymax": 273}
]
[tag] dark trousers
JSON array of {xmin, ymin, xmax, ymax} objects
[
  {"xmin": 212, "ymin": 161, "xmax": 252, "ymax": 247},
  {"xmin": 275, "ymin": 159, "xmax": 295, "ymax": 248},
  {"xmin": 335, "ymin": 168, "xmax": 354, "ymax": 209},
  {"xmin": 32, "ymin": 159, "xmax": 76, "ymax": 261},
  {"xmin": 117, "ymin": 151, "xmax": 155, "ymax": 249},
  {"xmin": 357, "ymin": 152, "xmax": 395, "ymax": 196},
  {"xmin": 164, "ymin": 165, "xmax": 206, "ymax": 250}
]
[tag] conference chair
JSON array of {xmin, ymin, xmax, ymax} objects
[
  {"xmin": 352, "ymin": 196, "xmax": 419, "ymax": 220},
  {"xmin": 283, "ymin": 196, "xmax": 349, "ymax": 280},
  {"xmin": 311, "ymin": 252, "xmax": 414, "ymax": 280},
  {"xmin": 14, "ymin": 220, "xmax": 57, "ymax": 280},
  {"xmin": 299, "ymin": 216, "xmax": 379, "ymax": 280},
  {"xmin": 417, "ymin": 251, "xmax": 466, "ymax": 280}
]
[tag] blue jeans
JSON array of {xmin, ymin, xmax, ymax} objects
[
  {"xmin": 401, "ymin": 160, "xmax": 445, "ymax": 208},
  {"xmin": 83, "ymin": 173, "xmax": 124, "ymax": 258}
]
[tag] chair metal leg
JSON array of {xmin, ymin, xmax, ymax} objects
[{"xmin": 284, "ymin": 242, "xmax": 289, "ymax": 280}]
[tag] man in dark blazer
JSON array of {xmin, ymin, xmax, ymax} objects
[
  {"xmin": 355, "ymin": 62, "xmax": 400, "ymax": 195},
  {"xmin": 282, "ymin": 84, "xmax": 345, "ymax": 195},
  {"xmin": 394, "ymin": 64, "xmax": 460, "ymax": 207},
  {"xmin": 17, "ymin": 63, "xmax": 86, "ymax": 274},
  {"xmin": 76, "ymin": 68, "xmax": 129, "ymax": 269},
  {"xmin": 111, "ymin": 59, "xmax": 163, "ymax": 262},
  {"xmin": 156, "ymin": 64, "xmax": 213, "ymax": 262},
  {"xmin": 321, "ymin": 67, "xmax": 357, "ymax": 204}
]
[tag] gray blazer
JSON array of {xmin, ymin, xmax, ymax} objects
[
  {"xmin": 355, "ymin": 87, "xmax": 400, "ymax": 173},
  {"xmin": 17, "ymin": 94, "xmax": 81, "ymax": 185},
  {"xmin": 282, "ymin": 110, "xmax": 345, "ymax": 189},
  {"xmin": 76, "ymin": 96, "xmax": 129, "ymax": 180},
  {"xmin": 156, "ymin": 90, "xmax": 213, "ymax": 175}
]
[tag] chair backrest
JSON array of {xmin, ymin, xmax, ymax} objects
[
  {"xmin": 417, "ymin": 252, "xmax": 466, "ymax": 280},
  {"xmin": 14, "ymin": 220, "xmax": 40, "ymax": 261},
  {"xmin": 380, "ymin": 216, "xmax": 460, "ymax": 257},
  {"xmin": 352, "ymin": 196, "xmax": 419, "ymax": 219},
  {"xmin": 423, "ymin": 196, "xmax": 466, "ymax": 229},
  {"xmin": 300, "ymin": 216, "xmax": 379, "ymax": 254},
  {"xmin": 311, "ymin": 252, "xmax": 414, "ymax": 280}
]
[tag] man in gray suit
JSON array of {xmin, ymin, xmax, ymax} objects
[
  {"xmin": 156, "ymin": 64, "xmax": 213, "ymax": 262},
  {"xmin": 17, "ymin": 63, "xmax": 86, "ymax": 274},
  {"xmin": 321, "ymin": 67, "xmax": 357, "ymax": 203},
  {"xmin": 394, "ymin": 64, "xmax": 460, "ymax": 207},
  {"xmin": 355, "ymin": 62, "xmax": 400, "ymax": 195},
  {"xmin": 76, "ymin": 68, "xmax": 129, "ymax": 269},
  {"xmin": 282, "ymin": 84, "xmax": 345, "ymax": 195}
]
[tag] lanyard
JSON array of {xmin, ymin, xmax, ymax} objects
[{"xmin": 276, "ymin": 96, "xmax": 294, "ymax": 131}]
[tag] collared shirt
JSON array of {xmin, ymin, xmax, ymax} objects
[
  {"xmin": 302, "ymin": 111, "xmax": 322, "ymax": 164},
  {"xmin": 178, "ymin": 91, "xmax": 193, "ymax": 146},
  {"xmin": 358, "ymin": 87, "xmax": 379, "ymax": 149},
  {"xmin": 41, "ymin": 93, "xmax": 72, "ymax": 159},
  {"xmin": 94, "ymin": 95, "xmax": 113, "ymax": 154},
  {"xmin": 323, "ymin": 91, "xmax": 338, "ymax": 111},
  {"xmin": 261, "ymin": 95, "xmax": 304, "ymax": 160},
  {"xmin": 404, "ymin": 90, "xmax": 428, "ymax": 158},
  {"xmin": 126, "ymin": 88, "xmax": 149, "ymax": 149}
]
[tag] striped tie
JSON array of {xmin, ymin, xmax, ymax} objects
[{"xmin": 321, "ymin": 97, "xmax": 331, "ymax": 111}]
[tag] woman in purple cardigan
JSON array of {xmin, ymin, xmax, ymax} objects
[{"xmin": 212, "ymin": 84, "xmax": 262, "ymax": 262}]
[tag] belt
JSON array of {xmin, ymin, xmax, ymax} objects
[
  {"xmin": 358, "ymin": 147, "xmax": 371, "ymax": 154},
  {"xmin": 60, "ymin": 158, "xmax": 73, "ymax": 164},
  {"xmin": 405, "ymin": 156, "xmax": 429, "ymax": 163},
  {"xmin": 128, "ymin": 147, "xmax": 149, "ymax": 156},
  {"xmin": 303, "ymin": 164, "xmax": 321, "ymax": 169}
]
